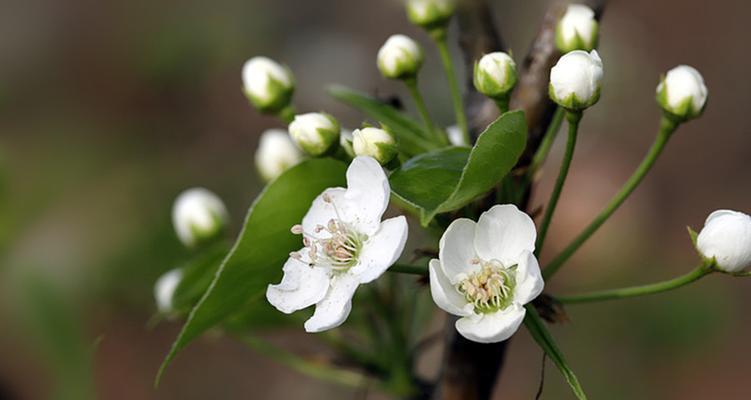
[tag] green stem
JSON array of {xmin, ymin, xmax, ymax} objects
[
  {"xmin": 405, "ymin": 78, "xmax": 446, "ymax": 145},
  {"xmin": 535, "ymin": 111, "xmax": 581, "ymax": 257},
  {"xmin": 434, "ymin": 34, "xmax": 469, "ymax": 145},
  {"xmin": 556, "ymin": 262, "xmax": 713, "ymax": 304},
  {"xmin": 277, "ymin": 105, "xmax": 295, "ymax": 124},
  {"xmin": 389, "ymin": 263, "xmax": 428, "ymax": 276},
  {"xmin": 543, "ymin": 116, "xmax": 680, "ymax": 279},
  {"xmin": 530, "ymin": 107, "xmax": 566, "ymax": 177},
  {"xmin": 494, "ymin": 96, "xmax": 510, "ymax": 115}
]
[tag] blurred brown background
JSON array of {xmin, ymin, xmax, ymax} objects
[{"xmin": 1, "ymin": 0, "xmax": 749, "ymax": 398}]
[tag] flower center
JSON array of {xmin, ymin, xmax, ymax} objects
[
  {"xmin": 457, "ymin": 259, "xmax": 517, "ymax": 314},
  {"xmin": 290, "ymin": 194, "xmax": 367, "ymax": 271}
]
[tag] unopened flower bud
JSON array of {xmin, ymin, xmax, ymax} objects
[
  {"xmin": 352, "ymin": 127, "xmax": 397, "ymax": 165},
  {"xmin": 288, "ymin": 112, "xmax": 340, "ymax": 156},
  {"xmin": 339, "ymin": 128, "xmax": 355, "ymax": 158},
  {"xmin": 406, "ymin": 0, "xmax": 456, "ymax": 31},
  {"xmin": 172, "ymin": 188, "xmax": 229, "ymax": 247},
  {"xmin": 255, "ymin": 129, "xmax": 304, "ymax": 182},
  {"xmin": 549, "ymin": 50, "xmax": 603, "ymax": 110},
  {"xmin": 556, "ymin": 4, "xmax": 599, "ymax": 53},
  {"xmin": 697, "ymin": 210, "xmax": 751, "ymax": 273},
  {"xmin": 242, "ymin": 56, "xmax": 294, "ymax": 114},
  {"xmin": 656, "ymin": 65, "xmax": 708, "ymax": 121},
  {"xmin": 377, "ymin": 34, "xmax": 423, "ymax": 80},
  {"xmin": 154, "ymin": 268, "xmax": 183, "ymax": 314},
  {"xmin": 473, "ymin": 52, "xmax": 517, "ymax": 99}
]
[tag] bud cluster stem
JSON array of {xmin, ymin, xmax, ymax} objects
[
  {"xmin": 404, "ymin": 78, "xmax": 446, "ymax": 145},
  {"xmin": 434, "ymin": 34, "xmax": 470, "ymax": 145},
  {"xmin": 543, "ymin": 115, "xmax": 680, "ymax": 279}
]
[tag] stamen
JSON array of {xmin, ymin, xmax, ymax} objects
[{"xmin": 457, "ymin": 260, "xmax": 517, "ymax": 314}]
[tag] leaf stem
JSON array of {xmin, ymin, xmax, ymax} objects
[
  {"xmin": 389, "ymin": 263, "xmax": 428, "ymax": 276},
  {"xmin": 556, "ymin": 262, "xmax": 713, "ymax": 304},
  {"xmin": 535, "ymin": 111, "xmax": 581, "ymax": 257},
  {"xmin": 404, "ymin": 78, "xmax": 446, "ymax": 145},
  {"xmin": 529, "ymin": 106, "xmax": 566, "ymax": 177},
  {"xmin": 543, "ymin": 116, "xmax": 679, "ymax": 279},
  {"xmin": 434, "ymin": 33, "xmax": 470, "ymax": 145}
]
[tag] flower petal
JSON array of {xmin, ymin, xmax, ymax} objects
[
  {"xmin": 342, "ymin": 156, "xmax": 390, "ymax": 235},
  {"xmin": 439, "ymin": 218, "xmax": 479, "ymax": 284},
  {"xmin": 301, "ymin": 187, "xmax": 346, "ymax": 237},
  {"xmin": 455, "ymin": 304, "xmax": 526, "ymax": 344},
  {"xmin": 266, "ymin": 256, "xmax": 330, "ymax": 314},
  {"xmin": 513, "ymin": 250, "xmax": 544, "ymax": 305},
  {"xmin": 429, "ymin": 259, "xmax": 471, "ymax": 316},
  {"xmin": 304, "ymin": 273, "xmax": 360, "ymax": 333},
  {"xmin": 474, "ymin": 204, "xmax": 536, "ymax": 265},
  {"xmin": 351, "ymin": 216, "xmax": 409, "ymax": 283}
]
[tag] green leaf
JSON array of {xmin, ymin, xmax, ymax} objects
[
  {"xmin": 524, "ymin": 305, "xmax": 588, "ymax": 400},
  {"xmin": 328, "ymin": 85, "xmax": 439, "ymax": 155},
  {"xmin": 171, "ymin": 242, "xmax": 229, "ymax": 312},
  {"xmin": 157, "ymin": 158, "xmax": 348, "ymax": 385},
  {"xmin": 389, "ymin": 110, "xmax": 527, "ymax": 226}
]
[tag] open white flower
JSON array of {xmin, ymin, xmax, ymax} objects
[
  {"xmin": 255, "ymin": 129, "xmax": 304, "ymax": 182},
  {"xmin": 266, "ymin": 156, "xmax": 409, "ymax": 332},
  {"xmin": 242, "ymin": 56, "xmax": 294, "ymax": 113},
  {"xmin": 172, "ymin": 188, "xmax": 229, "ymax": 247},
  {"xmin": 656, "ymin": 65, "xmax": 708, "ymax": 121},
  {"xmin": 556, "ymin": 4, "xmax": 599, "ymax": 53},
  {"xmin": 697, "ymin": 210, "xmax": 751, "ymax": 273},
  {"xmin": 429, "ymin": 204, "xmax": 544, "ymax": 343},
  {"xmin": 549, "ymin": 49, "xmax": 603, "ymax": 110},
  {"xmin": 154, "ymin": 268, "xmax": 183, "ymax": 314}
]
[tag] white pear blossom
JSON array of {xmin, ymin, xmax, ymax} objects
[
  {"xmin": 696, "ymin": 210, "xmax": 751, "ymax": 273},
  {"xmin": 255, "ymin": 129, "xmax": 304, "ymax": 182},
  {"xmin": 549, "ymin": 50, "xmax": 603, "ymax": 110},
  {"xmin": 154, "ymin": 268, "xmax": 183, "ymax": 314},
  {"xmin": 242, "ymin": 56, "xmax": 294, "ymax": 113},
  {"xmin": 406, "ymin": 0, "xmax": 456, "ymax": 30},
  {"xmin": 474, "ymin": 52, "xmax": 518, "ymax": 99},
  {"xmin": 266, "ymin": 156, "xmax": 409, "ymax": 333},
  {"xmin": 377, "ymin": 34, "xmax": 423, "ymax": 80},
  {"xmin": 556, "ymin": 4, "xmax": 599, "ymax": 53},
  {"xmin": 429, "ymin": 205, "xmax": 544, "ymax": 343},
  {"xmin": 288, "ymin": 112, "xmax": 340, "ymax": 156},
  {"xmin": 656, "ymin": 65, "xmax": 708, "ymax": 120},
  {"xmin": 172, "ymin": 188, "xmax": 229, "ymax": 247},
  {"xmin": 352, "ymin": 127, "xmax": 397, "ymax": 165}
]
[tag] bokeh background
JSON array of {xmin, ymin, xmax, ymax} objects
[{"xmin": 1, "ymin": 0, "xmax": 749, "ymax": 398}]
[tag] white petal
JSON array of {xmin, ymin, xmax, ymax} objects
[
  {"xmin": 154, "ymin": 268, "xmax": 183, "ymax": 313},
  {"xmin": 439, "ymin": 218, "xmax": 479, "ymax": 284},
  {"xmin": 429, "ymin": 259, "xmax": 471, "ymax": 316},
  {"xmin": 342, "ymin": 156, "xmax": 390, "ymax": 235},
  {"xmin": 301, "ymin": 187, "xmax": 345, "ymax": 238},
  {"xmin": 351, "ymin": 216, "xmax": 409, "ymax": 283},
  {"xmin": 697, "ymin": 209, "xmax": 751, "ymax": 272},
  {"xmin": 266, "ymin": 257, "xmax": 330, "ymax": 314},
  {"xmin": 455, "ymin": 304, "xmax": 526, "ymax": 344},
  {"xmin": 513, "ymin": 250, "xmax": 544, "ymax": 305},
  {"xmin": 474, "ymin": 204, "xmax": 536, "ymax": 265},
  {"xmin": 304, "ymin": 273, "xmax": 360, "ymax": 333}
]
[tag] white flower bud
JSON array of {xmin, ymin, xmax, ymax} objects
[
  {"xmin": 696, "ymin": 210, "xmax": 751, "ymax": 273},
  {"xmin": 549, "ymin": 50, "xmax": 603, "ymax": 110},
  {"xmin": 406, "ymin": 0, "xmax": 456, "ymax": 30},
  {"xmin": 288, "ymin": 112, "xmax": 340, "ymax": 156},
  {"xmin": 556, "ymin": 4, "xmax": 599, "ymax": 53},
  {"xmin": 242, "ymin": 56, "xmax": 294, "ymax": 113},
  {"xmin": 339, "ymin": 128, "xmax": 355, "ymax": 158},
  {"xmin": 656, "ymin": 65, "xmax": 708, "ymax": 121},
  {"xmin": 473, "ymin": 52, "xmax": 518, "ymax": 99},
  {"xmin": 255, "ymin": 129, "xmax": 304, "ymax": 182},
  {"xmin": 172, "ymin": 188, "xmax": 229, "ymax": 247},
  {"xmin": 377, "ymin": 34, "xmax": 423, "ymax": 80},
  {"xmin": 154, "ymin": 268, "xmax": 182, "ymax": 314},
  {"xmin": 352, "ymin": 127, "xmax": 397, "ymax": 165}
]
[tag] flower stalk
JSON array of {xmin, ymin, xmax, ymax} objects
[
  {"xmin": 404, "ymin": 78, "xmax": 446, "ymax": 145},
  {"xmin": 544, "ymin": 115, "xmax": 679, "ymax": 279},
  {"xmin": 433, "ymin": 31, "xmax": 470, "ymax": 145}
]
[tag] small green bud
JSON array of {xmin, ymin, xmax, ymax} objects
[
  {"xmin": 242, "ymin": 57, "xmax": 294, "ymax": 114},
  {"xmin": 473, "ymin": 52, "xmax": 518, "ymax": 100},
  {"xmin": 352, "ymin": 127, "xmax": 397, "ymax": 165},
  {"xmin": 406, "ymin": 0, "xmax": 456, "ymax": 31},
  {"xmin": 289, "ymin": 112, "xmax": 340, "ymax": 156},
  {"xmin": 377, "ymin": 34, "xmax": 423, "ymax": 80},
  {"xmin": 172, "ymin": 188, "xmax": 229, "ymax": 248}
]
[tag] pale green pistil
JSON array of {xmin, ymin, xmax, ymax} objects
[{"xmin": 457, "ymin": 259, "xmax": 517, "ymax": 314}]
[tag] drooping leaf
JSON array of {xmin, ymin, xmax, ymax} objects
[
  {"xmin": 389, "ymin": 110, "xmax": 527, "ymax": 226},
  {"xmin": 157, "ymin": 158, "xmax": 348, "ymax": 384},
  {"xmin": 328, "ymin": 85, "xmax": 439, "ymax": 155},
  {"xmin": 524, "ymin": 305, "xmax": 588, "ymax": 400}
]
